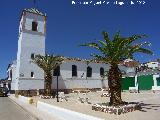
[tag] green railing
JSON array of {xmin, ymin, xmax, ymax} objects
[
  {"xmin": 121, "ymin": 77, "xmax": 135, "ymax": 90},
  {"xmin": 138, "ymin": 75, "xmax": 153, "ymax": 90},
  {"xmin": 121, "ymin": 75, "xmax": 155, "ymax": 90}
]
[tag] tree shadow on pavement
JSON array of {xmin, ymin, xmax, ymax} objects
[{"xmin": 138, "ymin": 102, "xmax": 160, "ymax": 112}]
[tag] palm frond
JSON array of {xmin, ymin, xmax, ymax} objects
[
  {"xmin": 136, "ymin": 48, "xmax": 153, "ymax": 55},
  {"xmin": 91, "ymin": 54, "xmax": 105, "ymax": 60},
  {"xmin": 113, "ymin": 31, "xmax": 121, "ymax": 42},
  {"xmin": 102, "ymin": 31, "xmax": 111, "ymax": 44},
  {"xmin": 80, "ymin": 31, "xmax": 152, "ymax": 64},
  {"xmin": 33, "ymin": 54, "xmax": 64, "ymax": 72},
  {"xmin": 127, "ymin": 34, "xmax": 147, "ymax": 44},
  {"xmin": 79, "ymin": 42, "xmax": 100, "ymax": 50},
  {"xmin": 91, "ymin": 53, "xmax": 111, "ymax": 63}
]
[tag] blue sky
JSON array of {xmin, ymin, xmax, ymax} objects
[{"xmin": 0, "ymin": 0, "xmax": 159, "ymax": 78}]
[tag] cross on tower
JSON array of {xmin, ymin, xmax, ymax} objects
[
  {"xmin": 32, "ymin": 0, "xmax": 39, "ymax": 8},
  {"xmin": 33, "ymin": 0, "xmax": 36, "ymax": 6}
]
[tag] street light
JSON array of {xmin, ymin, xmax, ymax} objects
[
  {"xmin": 56, "ymin": 74, "xmax": 59, "ymax": 102},
  {"xmin": 55, "ymin": 66, "xmax": 60, "ymax": 102}
]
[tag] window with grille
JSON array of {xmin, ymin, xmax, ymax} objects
[
  {"xmin": 100, "ymin": 67, "xmax": 104, "ymax": 76},
  {"xmin": 72, "ymin": 65, "xmax": 77, "ymax": 77},
  {"xmin": 87, "ymin": 66, "xmax": 92, "ymax": 77}
]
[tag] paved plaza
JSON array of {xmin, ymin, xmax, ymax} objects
[
  {"xmin": 37, "ymin": 91, "xmax": 160, "ymax": 120},
  {"xmin": 2, "ymin": 92, "xmax": 160, "ymax": 120}
]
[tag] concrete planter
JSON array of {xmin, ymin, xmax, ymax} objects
[
  {"xmin": 17, "ymin": 95, "xmax": 34, "ymax": 104},
  {"xmin": 92, "ymin": 103, "xmax": 141, "ymax": 115}
]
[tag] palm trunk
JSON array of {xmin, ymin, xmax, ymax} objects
[
  {"xmin": 108, "ymin": 64, "xmax": 122, "ymax": 106},
  {"xmin": 44, "ymin": 72, "xmax": 52, "ymax": 96}
]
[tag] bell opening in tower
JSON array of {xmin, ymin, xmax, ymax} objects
[{"xmin": 32, "ymin": 21, "xmax": 38, "ymax": 31}]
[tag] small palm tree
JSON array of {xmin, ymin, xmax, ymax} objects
[
  {"xmin": 32, "ymin": 54, "xmax": 64, "ymax": 96},
  {"xmin": 80, "ymin": 31, "xmax": 153, "ymax": 106}
]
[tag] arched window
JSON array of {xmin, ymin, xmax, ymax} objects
[
  {"xmin": 31, "ymin": 72, "xmax": 34, "ymax": 78},
  {"xmin": 10, "ymin": 70, "xmax": 12, "ymax": 80},
  {"xmin": 31, "ymin": 53, "xmax": 35, "ymax": 59},
  {"xmin": 32, "ymin": 21, "xmax": 38, "ymax": 31},
  {"xmin": 53, "ymin": 66, "xmax": 60, "ymax": 76},
  {"xmin": 72, "ymin": 65, "xmax": 77, "ymax": 77},
  {"xmin": 100, "ymin": 67, "xmax": 104, "ymax": 76},
  {"xmin": 87, "ymin": 66, "xmax": 92, "ymax": 77}
]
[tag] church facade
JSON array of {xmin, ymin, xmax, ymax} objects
[{"xmin": 7, "ymin": 8, "xmax": 135, "ymax": 92}]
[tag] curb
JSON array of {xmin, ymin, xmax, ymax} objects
[
  {"xmin": 37, "ymin": 101, "xmax": 104, "ymax": 120},
  {"xmin": 8, "ymin": 95, "xmax": 40, "ymax": 120}
]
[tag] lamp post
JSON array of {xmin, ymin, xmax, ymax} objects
[
  {"xmin": 56, "ymin": 74, "xmax": 59, "ymax": 102},
  {"xmin": 55, "ymin": 66, "xmax": 60, "ymax": 102}
]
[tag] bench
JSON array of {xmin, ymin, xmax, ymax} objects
[{"xmin": 129, "ymin": 86, "xmax": 138, "ymax": 93}]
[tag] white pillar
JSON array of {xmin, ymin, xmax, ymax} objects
[
  {"xmin": 135, "ymin": 75, "xmax": 138, "ymax": 87},
  {"xmin": 153, "ymin": 75, "xmax": 159, "ymax": 87}
]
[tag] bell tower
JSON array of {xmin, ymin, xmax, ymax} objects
[{"xmin": 16, "ymin": 8, "xmax": 46, "ymax": 90}]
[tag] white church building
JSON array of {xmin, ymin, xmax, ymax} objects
[{"xmin": 7, "ymin": 8, "xmax": 135, "ymax": 93}]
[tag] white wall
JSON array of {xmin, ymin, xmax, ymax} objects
[
  {"xmin": 15, "ymin": 11, "xmax": 46, "ymax": 90},
  {"xmin": 119, "ymin": 65, "xmax": 135, "ymax": 73},
  {"xmin": 51, "ymin": 61, "xmax": 135, "ymax": 89},
  {"xmin": 52, "ymin": 61, "xmax": 109, "ymax": 89},
  {"xmin": 18, "ymin": 78, "xmax": 44, "ymax": 90},
  {"xmin": 10, "ymin": 62, "xmax": 18, "ymax": 90},
  {"xmin": 60, "ymin": 61, "xmax": 109, "ymax": 79},
  {"xmin": 24, "ymin": 12, "xmax": 45, "ymax": 33},
  {"xmin": 52, "ymin": 77, "xmax": 108, "ymax": 89},
  {"xmin": 147, "ymin": 62, "xmax": 159, "ymax": 69}
]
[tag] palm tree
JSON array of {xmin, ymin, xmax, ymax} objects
[
  {"xmin": 80, "ymin": 31, "xmax": 153, "ymax": 106},
  {"xmin": 32, "ymin": 54, "xmax": 64, "ymax": 96}
]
